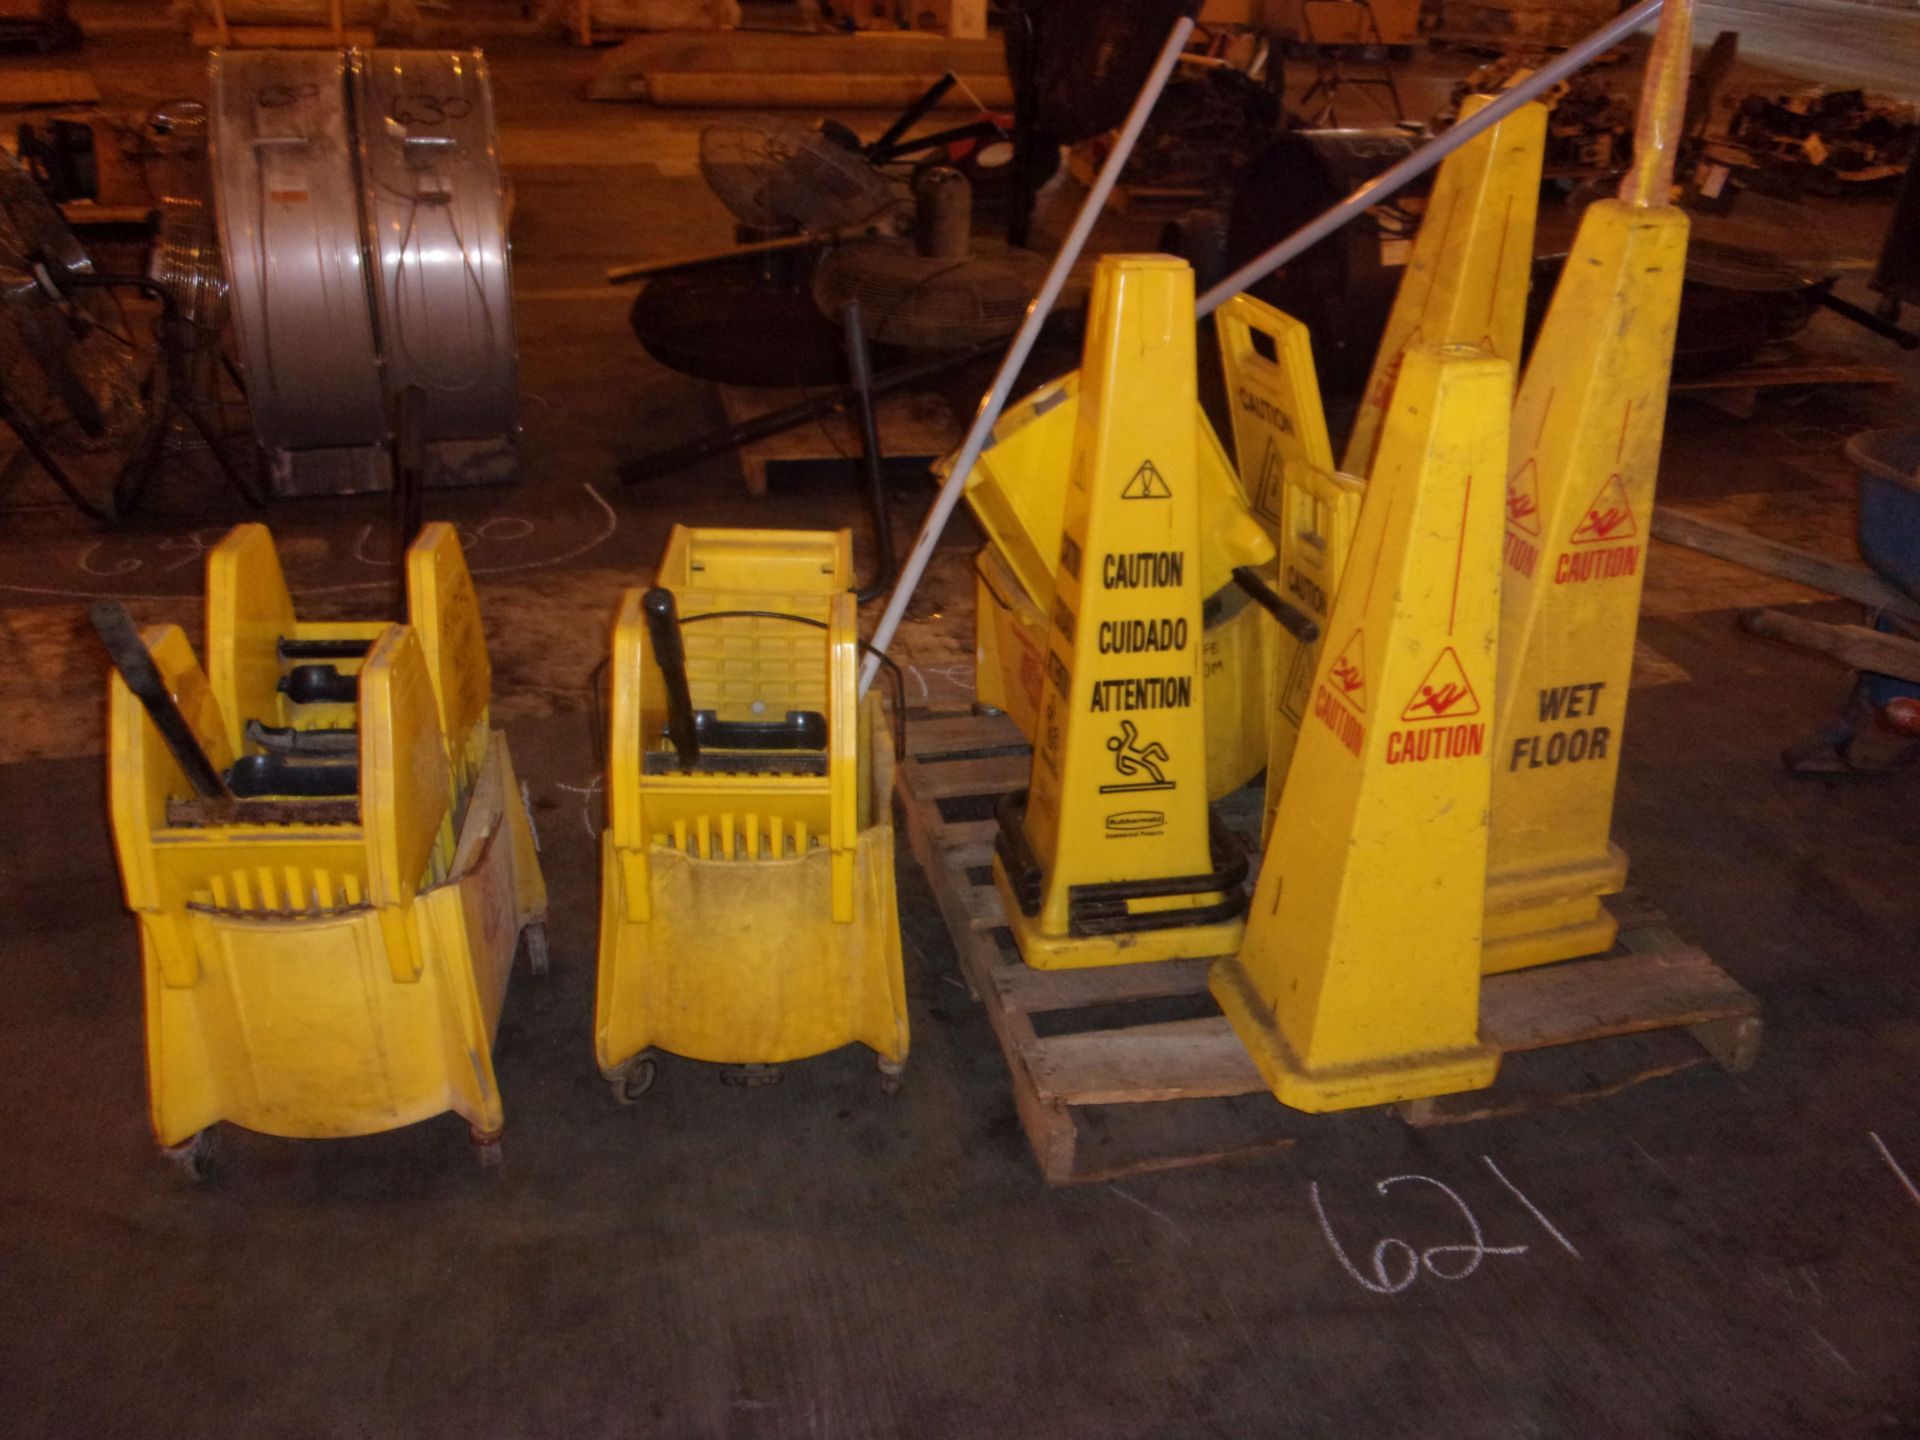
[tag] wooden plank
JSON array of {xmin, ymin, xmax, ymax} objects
[
  {"xmin": 1672, "ymin": 361, "xmax": 1901, "ymax": 392},
  {"xmin": 1398, "ymin": 1033, "xmax": 1711, "ymax": 1127},
  {"xmin": 1024, "ymin": 1017, "xmax": 1265, "ymax": 1105},
  {"xmin": 929, "ymin": 818, "xmax": 997, "ymax": 851},
  {"xmin": 934, "ymin": 834, "xmax": 996, "ymax": 868},
  {"xmin": 903, "ymin": 711, "xmax": 1026, "ymax": 758},
  {"xmin": 1650, "ymin": 507, "xmax": 1920, "ymax": 621},
  {"xmin": 0, "ymin": 69, "xmax": 100, "ymax": 106},
  {"xmin": 587, "ymin": 28, "xmax": 1009, "ymax": 102},
  {"xmin": 897, "ymin": 752, "xmax": 1028, "ymax": 801},
  {"xmin": 192, "ymin": 23, "xmax": 376, "ymax": 45},
  {"xmin": 60, "ymin": 204, "xmax": 155, "ymax": 227},
  {"xmin": 1478, "ymin": 945, "xmax": 1758, "ymax": 1054},
  {"xmin": 1688, "ymin": 1012, "xmax": 1763, "ymax": 1072},
  {"xmin": 960, "ymin": 883, "xmax": 1006, "ymax": 930},
  {"xmin": 1739, "ymin": 607, "xmax": 1920, "ymax": 683},
  {"xmin": 992, "ymin": 955, "xmax": 1215, "ymax": 1015},
  {"xmin": 906, "ymin": 774, "xmax": 1081, "ymax": 1180}
]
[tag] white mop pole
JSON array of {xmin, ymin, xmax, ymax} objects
[
  {"xmin": 859, "ymin": 14, "xmax": 1198, "ymax": 695},
  {"xmin": 1196, "ymin": 0, "xmax": 1667, "ymax": 316}
]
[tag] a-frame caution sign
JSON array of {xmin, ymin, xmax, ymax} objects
[
  {"xmin": 993, "ymin": 255, "xmax": 1244, "ymax": 970},
  {"xmin": 1212, "ymin": 344, "xmax": 1510, "ymax": 1113}
]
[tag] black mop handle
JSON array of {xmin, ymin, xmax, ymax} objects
[
  {"xmin": 89, "ymin": 599, "xmax": 231, "ymax": 799},
  {"xmin": 1231, "ymin": 567, "xmax": 1321, "ymax": 644},
  {"xmin": 641, "ymin": 588, "xmax": 700, "ymax": 769}
]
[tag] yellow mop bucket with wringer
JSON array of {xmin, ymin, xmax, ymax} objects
[
  {"xmin": 594, "ymin": 525, "xmax": 908, "ymax": 1099},
  {"xmin": 101, "ymin": 522, "xmax": 547, "ymax": 1175}
]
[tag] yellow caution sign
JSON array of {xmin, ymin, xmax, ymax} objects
[
  {"xmin": 1483, "ymin": 1, "xmax": 1693, "ymax": 973},
  {"xmin": 1343, "ymin": 93, "xmax": 1547, "ymax": 479},
  {"xmin": 1211, "ymin": 344, "xmax": 1510, "ymax": 1111},
  {"xmin": 962, "ymin": 373, "xmax": 1276, "ymax": 799},
  {"xmin": 1215, "ymin": 295, "xmax": 1364, "ymax": 842},
  {"xmin": 994, "ymin": 255, "xmax": 1247, "ymax": 969}
]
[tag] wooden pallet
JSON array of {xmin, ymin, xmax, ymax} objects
[
  {"xmin": 899, "ymin": 709, "xmax": 1763, "ymax": 1184},
  {"xmin": 717, "ymin": 384, "xmax": 960, "ymax": 498}
]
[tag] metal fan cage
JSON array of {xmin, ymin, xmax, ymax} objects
[
  {"xmin": 149, "ymin": 101, "xmax": 230, "ymax": 339},
  {"xmin": 0, "ymin": 151, "xmax": 147, "ymax": 447},
  {"xmin": 699, "ymin": 118, "xmax": 893, "ymax": 234},
  {"xmin": 812, "ymin": 241, "xmax": 1047, "ymax": 351}
]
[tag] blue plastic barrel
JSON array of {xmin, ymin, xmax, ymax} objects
[{"xmin": 1848, "ymin": 428, "xmax": 1920, "ymax": 601}]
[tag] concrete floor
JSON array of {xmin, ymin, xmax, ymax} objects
[{"xmin": 3, "ymin": 5, "xmax": 1920, "ymax": 1437}]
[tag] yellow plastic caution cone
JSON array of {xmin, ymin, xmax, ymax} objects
[
  {"xmin": 1483, "ymin": 0, "xmax": 1693, "ymax": 973},
  {"xmin": 1343, "ymin": 92, "xmax": 1548, "ymax": 479},
  {"xmin": 994, "ymin": 255, "xmax": 1247, "ymax": 969},
  {"xmin": 962, "ymin": 376, "xmax": 1277, "ymax": 800},
  {"xmin": 1215, "ymin": 295, "xmax": 1363, "ymax": 844},
  {"xmin": 1218, "ymin": 96, "xmax": 1542, "ymax": 844},
  {"xmin": 1211, "ymin": 343, "xmax": 1510, "ymax": 1111}
]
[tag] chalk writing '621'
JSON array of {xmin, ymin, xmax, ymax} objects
[{"xmin": 1310, "ymin": 1156, "xmax": 1581, "ymax": 1295}]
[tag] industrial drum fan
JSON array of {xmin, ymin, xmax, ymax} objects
[
  {"xmin": 209, "ymin": 47, "xmax": 520, "ymax": 496},
  {"xmin": 210, "ymin": 49, "xmax": 389, "ymax": 496}
]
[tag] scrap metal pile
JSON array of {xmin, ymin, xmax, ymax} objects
[{"xmin": 1725, "ymin": 88, "xmax": 1919, "ymax": 185}]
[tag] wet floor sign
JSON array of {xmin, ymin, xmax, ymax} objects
[
  {"xmin": 1211, "ymin": 344, "xmax": 1509, "ymax": 1111},
  {"xmin": 993, "ymin": 255, "xmax": 1247, "ymax": 969},
  {"xmin": 1216, "ymin": 295, "xmax": 1362, "ymax": 844},
  {"xmin": 1483, "ymin": 1, "xmax": 1692, "ymax": 973},
  {"xmin": 1219, "ymin": 95, "xmax": 1543, "ymax": 845},
  {"xmin": 1342, "ymin": 93, "xmax": 1547, "ymax": 480}
]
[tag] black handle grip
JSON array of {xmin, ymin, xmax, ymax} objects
[
  {"xmin": 642, "ymin": 588, "xmax": 700, "ymax": 769},
  {"xmin": 1232, "ymin": 567, "xmax": 1320, "ymax": 643},
  {"xmin": 90, "ymin": 599, "xmax": 232, "ymax": 799}
]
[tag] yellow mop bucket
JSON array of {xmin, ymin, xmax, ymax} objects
[
  {"xmin": 595, "ymin": 525, "xmax": 907, "ymax": 1100},
  {"xmin": 102, "ymin": 524, "xmax": 546, "ymax": 1176},
  {"xmin": 961, "ymin": 375, "xmax": 1279, "ymax": 799}
]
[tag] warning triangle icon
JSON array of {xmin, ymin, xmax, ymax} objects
[
  {"xmin": 1121, "ymin": 459, "xmax": 1172, "ymax": 499},
  {"xmin": 1506, "ymin": 458, "xmax": 1541, "ymax": 536},
  {"xmin": 1327, "ymin": 628, "xmax": 1367, "ymax": 713},
  {"xmin": 1570, "ymin": 472, "xmax": 1637, "ymax": 547},
  {"xmin": 1252, "ymin": 439, "xmax": 1284, "ymax": 520},
  {"xmin": 1400, "ymin": 646, "xmax": 1481, "ymax": 722}
]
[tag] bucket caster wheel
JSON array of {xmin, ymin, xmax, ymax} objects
[
  {"xmin": 608, "ymin": 1053, "xmax": 657, "ymax": 1105},
  {"xmin": 470, "ymin": 1126, "xmax": 505, "ymax": 1169},
  {"xmin": 720, "ymin": 1063, "xmax": 782, "ymax": 1088},
  {"xmin": 877, "ymin": 1057, "xmax": 907, "ymax": 1095},
  {"xmin": 522, "ymin": 921, "xmax": 550, "ymax": 978},
  {"xmin": 162, "ymin": 1129, "xmax": 215, "ymax": 1184}
]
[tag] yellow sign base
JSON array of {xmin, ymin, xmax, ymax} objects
[
  {"xmin": 1482, "ymin": 844, "xmax": 1626, "ymax": 973},
  {"xmin": 1212, "ymin": 961, "xmax": 1500, "ymax": 1111},
  {"xmin": 1209, "ymin": 345, "xmax": 1511, "ymax": 1113}
]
